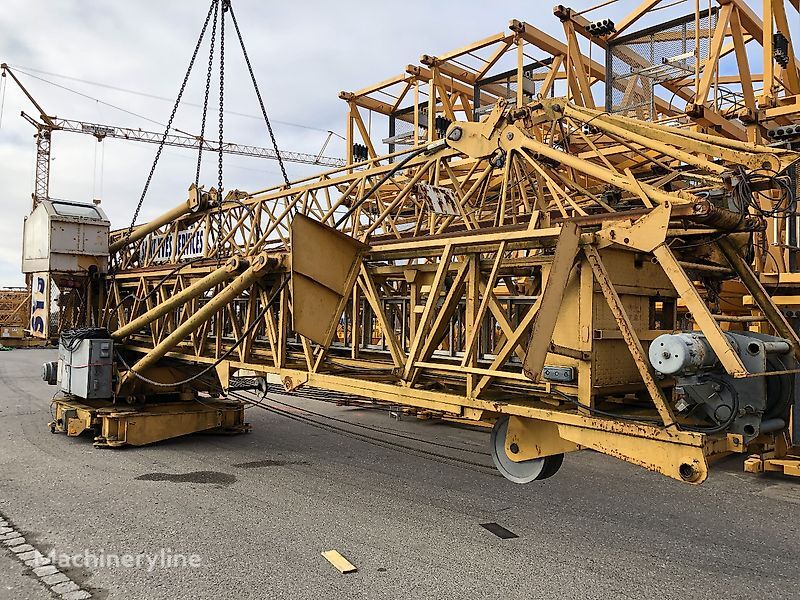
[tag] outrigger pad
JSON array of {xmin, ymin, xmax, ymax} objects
[{"xmin": 290, "ymin": 214, "xmax": 369, "ymax": 347}]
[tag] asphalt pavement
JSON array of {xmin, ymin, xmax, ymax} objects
[{"xmin": 1, "ymin": 349, "xmax": 799, "ymax": 599}]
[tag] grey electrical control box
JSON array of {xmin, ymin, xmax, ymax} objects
[{"xmin": 58, "ymin": 337, "xmax": 114, "ymax": 399}]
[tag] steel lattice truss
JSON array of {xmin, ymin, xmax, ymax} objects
[
  {"xmin": 51, "ymin": 1, "xmax": 800, "ymax": 481},
  {"xmin": 94, "ymin": 93, "xmax": 800, "ymax": 483},
  {"xmin": 48, "ymin": 118, "xmax": 345, "ymax": 169},
  {"xmin": 0, "ymin": 289, "xmax": 30, "ymax": 329}
]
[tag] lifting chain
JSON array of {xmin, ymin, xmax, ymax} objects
[
  {"xmin": 215, "ymin": 0, "xmax": 228, "ymax": 257},
  {"xmin": 119, "ymin": 0, "xmax": 290, "ymax": 260},
  {"xmin": 195, "ymin": 1, "xmax": 219, "ymax": 190},
  {"xmin": 121, "ymin": 0, "xmax": 217, "ymax": 248},
  {"xmin": 218, "ymin": 0, "xmax": 227, "ymax": 198},
  {"xmin": 104, "ymin": 0, "xmax": 217, "ymax": 326}
]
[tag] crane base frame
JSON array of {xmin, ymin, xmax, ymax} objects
[{"xmin": 49, "ymin": 397, "xmax": 249, "ymax": 448}]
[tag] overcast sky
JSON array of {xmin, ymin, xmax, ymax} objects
[{"xmin": 0, "ymin": 0, "xmax": 781, "ymax": 287}]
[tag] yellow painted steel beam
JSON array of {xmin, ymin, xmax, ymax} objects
[
  {"xmin": 717, "ymin": 237, "xmax": 800, "ymax": 359},
  {"xmin": 652, "ymin": 243, "xmax": 747, "ymax": 376},
  {"xmin": 118, "ymin": 254, "xmax": 273, "ymax": 387},
  {"xmin": 584, "ymin": 245, "xmax": 676, "ymax": 427},
  {"xmin": 523, "ymin": 221, "xmax": 581, "ymax": 381},
  {"xmin": 498, "ymin": 125, "xmax": 695, "ymax": 206},
  {"xmin": 109, "ymin": 186, "xmax": 208, "ymax": 254},
  {"xmin": 563, "ymin": 104, "xmax": 729, "ymax": 174},
  {"xmin": 112, "ymin": 258, "xmax": 244, "ymax": 341}
]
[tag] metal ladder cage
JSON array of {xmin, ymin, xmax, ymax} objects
[{"xmin": 606, "ymin": 7, "xmax": 719, "ymax": 120}]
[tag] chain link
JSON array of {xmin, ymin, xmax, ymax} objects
[
  {"xmin": 118, "ymin": 0, "xmax": 285, "ymax": 266},
  {"xmin": 228, "ymin": 3, "xmax": 291, "ymax": 187},
  {"xmin": 214, "ymin": 0, "xmax": 228, "ymax": 258},
  {"xmin": 122, "ymin": 0, "xmax": 217, "ymax": 248},
  {"xmin": 104, "ymin": 0, "xmax": 217, "ymax": 326},
  {"xmin": 218, "ymin": 1, "xmax": 226, "ymax": 198},
  {"xmin": 195, "ymin": 1, "xmax": 219, "ymax": 190}
]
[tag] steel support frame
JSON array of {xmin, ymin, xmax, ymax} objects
[{"xmin": 89, "ymin": 89, "xmax": 799, "ymax": 483}]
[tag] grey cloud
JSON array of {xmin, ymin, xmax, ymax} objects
[{"xmin": 1, "ymin": 0, "xmax": 705, "ymax": 286}]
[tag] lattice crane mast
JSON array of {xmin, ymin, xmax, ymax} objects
[{"xmin": 1, "ymin": 63, "xmax": 344, "ymax": 207}]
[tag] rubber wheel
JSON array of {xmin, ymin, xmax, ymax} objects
[{"xmin": 490, "ymin": 416, "xmax": 564, "ymax": 483}]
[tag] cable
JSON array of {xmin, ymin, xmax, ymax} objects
[
  {"xmin": 764, "ymin": 354, "xmax": 793, "ymax": 420},
  {"xmin": 195, "ymin": 0, "xmax": 218, "ymax": 192},
  {"xmin": 99, "ymin": 140, "xmax": 105, "ymax": 199},
  {"xmin": 257, "ymin": 393, "xmax": 486, "ymax": 455},
  {"xmin": 59, "ymin": 327, "xmax": 110, "ymax": 352},
  {"xmin": 12, "ymin": 68, "xmax": 171, "ymax": 130},
  {"xmin": 103, "ymin": 255, "xmax": 210, "ymax": 327},
  {"xmin": 552, "ymin": 389, "xmax": 665, "ymax": 424},
  {"xmin": 8, "ymin": 63, "xmax": 341, "ymax": 136},
  {"xmin": 0, "ymin": 72, "xmax": 6, "ymax": 130},
  {"xmin": 92, "ymin": 140, "xmax": 98, "ymax": 199},
  {"xmin": 664, "ymin": 166, "xmax": 755, "ymax": 252},
  {"xmin": 122, "ymin": 3, "xmax": 217, "ymax": 250},
  {"xmin": 218, "ymin": 0, "xmax": 226, "ymax": 197},
  {"xmin": 679, "ymin": 376, "xmax": 740, "ymax": 434},
  {"xmin": 216, "ymin": 0, "xmax": 227, "ymax": 258},
  {"xmin": 552, "ymin": 352, "xmax": 741, "ymax": 434},
  {"xmin": 333, "ymin": 145, "xmax": 429, "ymax": 229},
  {"xmin": 105, "ymin": 1, "xmax": 217, "ymax": 303},
  {"xmin": 746, "ymin": 171, "xmax": 794, "ymax": 219},
  {"xmin": 232, "ymin": 391, "xmax": 496, "ymax": 473}
]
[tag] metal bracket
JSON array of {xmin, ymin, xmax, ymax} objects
[
  {"xmin": 597, "ymin": 201, "xmax": 672, "ymax": 252},
  {"xmin": 505, "ymin": 416, "xmax": 580, "ymax": 461},
  {"xmin": 557, "ymin": 421, "xmax": 708, "ymax": 484},
  {"xmin": 443, "ymin": 101, "xmax": 506, "ymax": 159}
]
